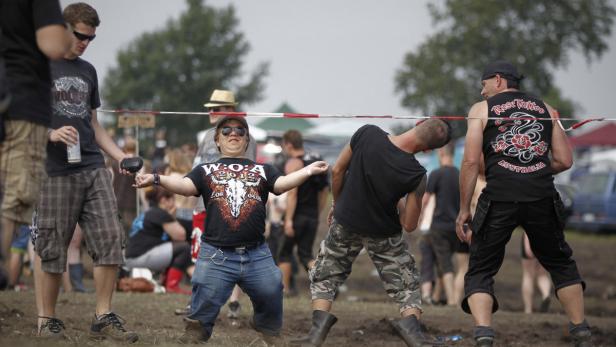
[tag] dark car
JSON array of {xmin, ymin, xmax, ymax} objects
[{"xmin": 568, "ymin": 171, "xmax": 616, "ymax": 233}]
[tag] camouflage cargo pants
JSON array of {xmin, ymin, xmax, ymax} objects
[{"xmin": 309, "ymin": 219, "xmax": 423, "ymax": 313}]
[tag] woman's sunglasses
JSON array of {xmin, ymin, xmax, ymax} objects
[
  {"xmin": 220, "ymin": 126, "xmax": 246, "ymax": 137},
  {"xmin": 73, "ymin": 30, "xmax": 96, "ymax": 42}
]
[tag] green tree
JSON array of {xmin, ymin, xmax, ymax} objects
[
  {"xmin": 396, "ymin": 0, "xmax": 615, "ymax": 138},
  {"xmin": 103, "ymin": 0, "xmax": 268, "ymax": 146}
]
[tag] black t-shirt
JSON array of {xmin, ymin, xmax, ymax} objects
[
  {"xmin": 293, "ymin": 153, "xmax": 329, "ymax": 219},
  {"xmin": 0, "ymin": 0, "xmax": 64, "ymax": 126},
  {"xmin": 125, "ymin": 207, "xmax": 174, "ymax": 258},
  {"xmin": 46, "ymin": 58, "xmax": 104, "ymax": 176},
  {"xmin": 334, "ymin": 125, "xmax": 426, "ymax": 237},
  {"xmin": 186, "ymin": 157, "xmax": 281, "ymax": 247},
  {"xmin": 483, "ymin": 91, "xmax": 554, "ymax": 202},
  {"xmin": 427, "ymin": 166, "xmax": 459, "ymax": 231}
]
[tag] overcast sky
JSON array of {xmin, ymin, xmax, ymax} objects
[{"xmin": 61, "ymin": 0, "xmax": 616, "ymax": 130}]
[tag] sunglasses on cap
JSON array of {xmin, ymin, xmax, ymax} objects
[
  {"xmin": 73, "ymin": 30, "xmax": 96, "ymax": 42},
  {"xmin": 220, "ymin": 126, "xmax": 246, "ymax": 137}
]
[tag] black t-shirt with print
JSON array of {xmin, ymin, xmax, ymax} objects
[
  {"xmin": 46, "ymin": 58, "xmax": 104, "ymax": 176},
  {"xmin": 125, "ymin": 207, "xmax": 175, "ymax": 258},
  {"xmin": 334, "ymin": 125, "xmax": 426, "ymax": 237},
  {"xmin": 483, "ymin": 91, "xmax": 554, "ymax": 202},
  {"xmin": 427, "ymin": 166, "xmax": 459, "ymax": 231},
  {"xmin": 186, "ymin": 157, "xmax": 281, "ymax": 247},
  {"xmin": 1, "ymin": 0, "xmax": 65, "ymax": 126}
]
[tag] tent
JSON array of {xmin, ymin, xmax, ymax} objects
[
  {"xmin": 569, "ymin": 123, "xmax": 616, "ymax": 147},
  {"xmin": 257, "ymin": 102, "xmax": 314, "ymax": 133}
]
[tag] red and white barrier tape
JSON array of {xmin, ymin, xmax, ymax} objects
[{"xmin": 98, "ymin": 109, "xmax": 612, "ymax": 132}]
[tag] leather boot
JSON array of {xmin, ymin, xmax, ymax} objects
[
  {"xmin": 68, "ymin": 263, "xmax": 88, "ymax": 292},
  {"xmin": 390, "ymin": 315, "xmax": 443, "ymax": 347},
  {"xmin": 290, "ymin": 310, "xmax": 337, "ymax": 347},
  {"xmin": 165, "ymin": 268, "xmax": 191, "ymax": 295}
]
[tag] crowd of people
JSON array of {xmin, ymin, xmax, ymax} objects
[{"xmin": 0, "ymin": 1, "xmax": 595, "ymax": 347}]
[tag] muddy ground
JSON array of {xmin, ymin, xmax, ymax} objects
[{"xmin": 1, "ymin": 228, "xmax": 615, "ymax": 347}]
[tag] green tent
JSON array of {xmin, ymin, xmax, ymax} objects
[{"xmin": 257, "ymin": 102, "xmax": 314, "ymax": 133}]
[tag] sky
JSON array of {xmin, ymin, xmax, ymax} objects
[{"xmin": 61, "ymin": 0, "xmax": 616, "ymax": 131}]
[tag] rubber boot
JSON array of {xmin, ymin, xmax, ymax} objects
[
  {"xmin": 165, "ymin": 268, "xmax": 191, "ymax": 295},
  {"xmin": 68, "ymin": 263, "xmax": 88, "ymax": 292},
  {"xmin": 290, "ymin": 310, "xmax": 337, "ymax": 347},
  {"xmin": 390, "ymin": 315, "xmax": 444, "ymax": 347}
]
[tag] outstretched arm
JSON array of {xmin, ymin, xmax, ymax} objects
[
  {"xmin": 134, "ymin": 173, "xmax": 198, "ymax": 197},
  {"xmin": 273, "ymin": 161, "xmax": 329, "ymax": 194}
]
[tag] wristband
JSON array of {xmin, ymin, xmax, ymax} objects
[{"xmin": 153, "ymin": 173, "xmax": 160, "ymax": 186}]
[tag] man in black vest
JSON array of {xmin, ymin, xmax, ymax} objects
[{"xmin": 456, "ymin": 61, "xmax": 591, "ymax": 347}]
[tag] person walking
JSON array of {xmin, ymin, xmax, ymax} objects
[
  {"xmin": 33, "ymin": 3, "xmax": 137, "ymax": 342},
  {"xmin": 456, "ymin": 60, "xmax": 592, "ymax": 347},
  {"xmin": 278, "ymin": 129, "xmax": 329, "ymax": 295}
]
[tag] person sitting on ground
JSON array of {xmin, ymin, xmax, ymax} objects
[
  {"xmin": 125, "ymin": 187, "xmax": 193, "ymax": 295},
  {"xmin": 134, "ymin": 116, "xmax": 328, "ymax": 344}
]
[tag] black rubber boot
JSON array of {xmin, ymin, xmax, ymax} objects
[
  {"xmin": 390, "ymin": 315, "xmax": 444, "ymax": 347},
  {"xmin": 69, "ymin": 263, "xmax": 88, "ymax": 292},
  {"xmin": 290, "ymin": 310, "xmax": 337, "ymax": 347}
]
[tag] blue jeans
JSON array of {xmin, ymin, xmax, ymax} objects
[{"xmin": 189, "ymin": 241, "xmax": 283, "ymax": 339}]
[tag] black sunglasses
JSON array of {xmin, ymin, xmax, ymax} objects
[
  {"xmin": 220, "ymin": 126, "xmax": 246, "ymax": 137},
  {"xmin": 73, "ymin": 30, "xmax": 96, "ymax": 42}
]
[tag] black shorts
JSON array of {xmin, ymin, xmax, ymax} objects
[
  {"xmin": 430, "ymin": 228, "xmax": 458, "ymax": 275},
  {"xmin": 462, "ymin": 193, "xmax": 585, "ymax": 314},
  {"xmin": 278, "ymin": 214, "xmax": 318, "ymax": 270}
]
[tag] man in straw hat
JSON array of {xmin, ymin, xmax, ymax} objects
[
  {"xmin": 187, "ymin": 90, "xmax": 257, "ymax": 320},
  {"xmin": 456, "ymin": 60, "xmax": 591, "ymax": 347},
  {"xmin": 292, "ymin": 118, "xmax": 452, "ymax": 347}
]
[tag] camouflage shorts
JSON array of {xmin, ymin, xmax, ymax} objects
[{"xmin": 309, "ymin": 219, "xmax": 422, "ymax": 313}]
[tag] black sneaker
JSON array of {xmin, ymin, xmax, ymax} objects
[
  {"xmin": 539, "ymin": 297, "xmax": 551, "ymax": 313},
  {"xmin": 38, "ymin": 317, "xmax": 66, "ymax": 339},
  {"xmin": 89, "ymin": 312, "xmax": 138, "ymax": 343}
]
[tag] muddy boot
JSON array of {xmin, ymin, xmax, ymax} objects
[
  {"xmin": 569, "ymin": 321, "xmax": 593, "ymax": 347},
  {"xmin": 69, "ymin": 263, "xmax": 88, "ymax": 292},
  {"xmin": 474, "ymin": 326, "xmax": 495, "ymax": 347},
  {"xmin": 290, "ymin": 310, "xmax": 337, "ymax": 347},
  {"xmin": 390, "ymin": 315, "xmax": 444, "ymax": 347},
  {"xmin": 178, "ymin": 317, "xmax": 209, "ymax": 344}
]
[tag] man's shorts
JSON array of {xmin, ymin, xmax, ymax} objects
[
  {"xmin": 0, "ymin": 120, "xmax": 47, "ymax": 224},
  {"xmin": 33, "ymin": 168, "xmax": 125, "ymax": 274},
  {"xmin": 10, "ymin": 224, "xmax": 30, "ymax": 254},
  {"xmin": 310, "ymin": 219, "xmax": 422, "ymax": 313}
]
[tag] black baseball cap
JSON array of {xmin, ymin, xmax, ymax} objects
[
  {"xmin": 215, "ymin": 116, "xmax": 249, "ymax": 134},
  {"xmin": 481, "ymin": 60, "xmax": 524, "ymax": 82}
]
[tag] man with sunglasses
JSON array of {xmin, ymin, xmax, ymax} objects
[
  {"xmin": 456, "ymin": 60, "xmax": 591, "ymax": 347},
  {"xmin": 33, "ymin": 2, "xmax": 138, "ymax": 342},
  {"xmin": 187, "ymin": 89, "xmax": 257, "ymax": 320},
  {"xmin": 135, "ymin": 116, "xmax": 328, "ymax": 344}
]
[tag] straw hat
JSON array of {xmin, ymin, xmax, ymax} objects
[{"xmin": 203, "ymin": 89, "xmax": 238, "ymax": 108}]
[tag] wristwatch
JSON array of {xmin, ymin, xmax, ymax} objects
[{"xmin": 153, "ymin": 173, "xmax": 160, "ymax": 186}]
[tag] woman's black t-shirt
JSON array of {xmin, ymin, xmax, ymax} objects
[{"xmin": 125, "ymin": 207, "xmax": 174, "ymax": 258}]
